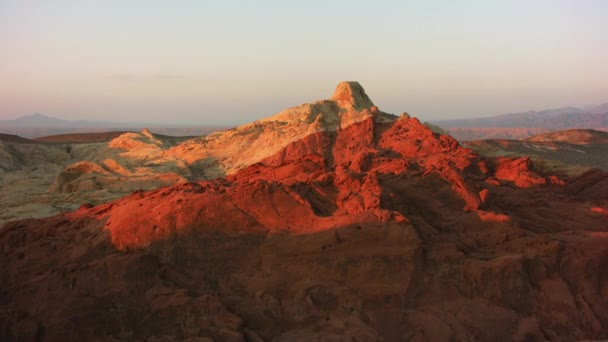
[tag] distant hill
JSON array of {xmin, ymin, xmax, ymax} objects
[
  {"xmin": 0, "ymin": 113, "xmax": 229, "ymax": 138},
  {"xmin": 5, "ymin": 113, "xmax": 79, "ymax": 127},
  {"xmin": 432, "ymin": 104, "xmax": 608, "ymax": 140},
  {"xmin": 34, "ymin": 130, "xmax": 195, "ymax": 144},
  {"xmin": 33, "ymin": 131, "xmax": 133, "ymax": 143},
  {"xmin": 443, "ymin": 127, "xmax": 551, "ymax": 141},
  {"xmin": 527, "ymin": 129, "xmax": 608, "ymax": 145},
  {"xmin": 463, "ymin": 129, "xmax": 608, "ymax": 172},
  {"xmin": 0, "ymin": 133, "xmax": 38, "ymax": 144}
]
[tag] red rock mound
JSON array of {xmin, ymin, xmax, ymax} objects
[
  {"xmin": 2, "ymin": 88, "xmax": 608, "ymax": 340},
  {"xmin": 493, "ymin": 157, "xmax": 547, "ymax": 188}
]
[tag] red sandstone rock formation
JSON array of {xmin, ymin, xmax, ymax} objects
[{"xmin": 1, "ymin": 83, "xmax": 608, "ymax": 341}]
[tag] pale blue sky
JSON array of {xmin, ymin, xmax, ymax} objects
[{"xmin": 1, "ymin": 0, "xmax": 607, "ymax": 124}]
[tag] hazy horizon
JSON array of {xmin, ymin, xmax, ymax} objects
[
  {"xmin": 2, "ymin": 0, "xmax": 607, "ymax": 125},
  {"xmin": 3, "ymin": 99, "xmax": 608, "ymax": 128}
]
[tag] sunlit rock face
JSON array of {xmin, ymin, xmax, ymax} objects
[
  {"xmin": 330, "ymin": 81, "xmax": 375, "ymax": 110},
  {"xmin": 1, "ymin": 82, "xmax": 608, "ymax": 341}
]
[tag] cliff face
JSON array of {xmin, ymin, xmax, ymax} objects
[{"xmin": 2, "ymin": 83, "xmax": 608, "ymax": 341}]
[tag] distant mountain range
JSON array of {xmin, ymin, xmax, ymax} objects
[
  {"xmin": 0, "ymin": 113, "xmax": 228, "ymax": 138},
  {"xmin": 4, "ymin": 102, "xmax": 608, "ymax": 141},
  {"xmin": 2, "ymin": 113, "xmax": 113, "ymax": 128},
  {"xmin": 431, "ymin": 104, "xmax": 608, "ymax": 140}
]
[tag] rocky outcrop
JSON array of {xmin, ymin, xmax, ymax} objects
[
  {"xmin": 493, "ymin": 157, "xmax": 547, "ymax": 188},
  {"xmin": 330, "ymin": 81, "xmax": 375, "ymax": 110},
  {"xmin": 2, "ymin": 82, "xmax": 608, "ymax": 340},
  {"xmin": 162, "ymin": 81, "xmax": 396, "ymax": 176},
  {"xmin": 52, "ymin": 159, "xmax": 188, "ymax": 194},
  {"xmin": 47, "ymin": 83, "xmax": 394, "ymax": 195}
]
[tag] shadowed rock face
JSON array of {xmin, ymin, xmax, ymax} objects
[{"xmin": 2, "ymin": 83, "xmax": 608, "ymax": 341}]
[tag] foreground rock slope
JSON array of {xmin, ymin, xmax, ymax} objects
[{"xmin": 2, "ymin": 83, "xmax": 608, "ymax": 341}]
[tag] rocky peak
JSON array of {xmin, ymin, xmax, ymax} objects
[
  {"xmin": 141, "ymin": 128, "xmax": 161, "ymax": 144},
  {"xmin": 331, "ymin": 81, "xmax": 375, "ymax": 110}
]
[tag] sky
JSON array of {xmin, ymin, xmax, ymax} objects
[{"xmin": 1, "ymin": 0, "xmax": 607, "ymax": 125}]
